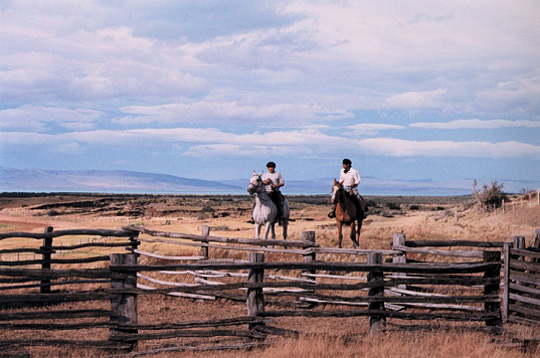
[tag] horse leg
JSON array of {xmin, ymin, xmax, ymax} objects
[
  {"xmin": 337, "ymin": 221, "xmax": 343, "ymax": 248},
  {"xmin": 270, "ymin": 222, "xmax": 276, "ymax": 240},
  {"xmin": 255, "ymin": 223, "xmax": 261, "ymax": 240},
  {"xmin": 263, "ymin": 222, "xmax": 271, "ymax": 240},
  {"xmin": 350, "ymin": 222, "xmax": 359, "ymax": 248},
  {"xmin": 282, "ymin": 219, "xmax": 288, "ymax": 240},
  {"xmin": 356, "ymin": 217, "xmax": 363, "ymax": 244}
]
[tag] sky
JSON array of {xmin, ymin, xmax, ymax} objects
[{"xmin": 1, "ymin": 1, "xmax": 539, "ymax": 189}]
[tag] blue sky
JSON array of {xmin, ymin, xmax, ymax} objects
[{"xmin": 1, "ymin": 1, "xmax": 539, "ymax": 190}]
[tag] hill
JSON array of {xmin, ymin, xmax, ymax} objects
[
  {"xmin": 1, "ymin": 167, "xmax": 538, "ymax": 195},
  {"xmin": 0, "ymin": 167, "xmax": 242, "ymax": 193}
]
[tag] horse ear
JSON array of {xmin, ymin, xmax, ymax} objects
[
  {"xmin": 259, "ymin": 171, "xmax": 264, "ymax": 176},
  {"xmin": 334, "ymin": 179, "xmax": 338, "ymax": 185}
]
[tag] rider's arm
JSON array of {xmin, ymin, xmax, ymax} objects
[
  {"xmin": 272, "ymin": 173, "xmax": 284, "ymax": 188},
  {"xmin": 352, "ymin": 170, "xmax": 361, "ymax": 187}
]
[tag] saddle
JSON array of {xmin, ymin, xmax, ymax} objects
[{"xmin": 341, "ymin": 191, "xmax": 366, "ymax": 219}]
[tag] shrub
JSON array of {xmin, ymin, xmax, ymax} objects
[
  {"xmin": 474, "ymin": 181, "xmax": 508, "ymax": 209},
  {"xmin": 386, "ymin": 203, "xmax": 401, "ymax": 210}
]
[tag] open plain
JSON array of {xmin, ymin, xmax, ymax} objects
[{"xmin": 0, "ymin": 192, "xmax": 539, "ymax": 357}]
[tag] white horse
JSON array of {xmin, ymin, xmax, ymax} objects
[{"xmin": 247, "ymin": 171, "xmax": 289, "ymax": 240}]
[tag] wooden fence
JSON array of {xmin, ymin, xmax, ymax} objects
[
  {"xmin": 0, "ymin": 225, "xmax": 521, "ymax": 355},
  {"xmin": 502, "ymin": 230, "xmax": 540, "ymax": 325},
  {"xmin": 393, "ymin": 230, "xmax": 540, "ymax": 328},
  {"xmin": 0, "ymin": 227, "xmax": 140, "ymax": 351}
]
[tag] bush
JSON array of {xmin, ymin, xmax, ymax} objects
[
  {"xmin": 409, "ymin": 205, "xmax": 420, "ymax": 210},
  {"xmin": 474, "ymin": 181, "xmax": 508, "ymax": 209}
]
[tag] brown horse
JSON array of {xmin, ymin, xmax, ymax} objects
[{"xmin": 332, "ymin": 179, "xmax": 365, "ymax": 248}]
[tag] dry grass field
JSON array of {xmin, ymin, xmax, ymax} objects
[{"xmin": 0, "ymin": 193, "xmax": 539, "ymax": 357}]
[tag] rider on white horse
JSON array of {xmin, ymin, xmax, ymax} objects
[
  {"xmin": 262, "ymin": 161, "xmax": 285, "ymax": 225},
  {"xmin": 247, "ymin": 171, "xmax": 289, "ymax": 240}
]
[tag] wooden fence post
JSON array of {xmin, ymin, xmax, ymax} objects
[
  {"xmin": 110, "ymin": 253, "xmax": 138, "ymax": 351},
  {"xmin": 247, "ymin": 253, "xmax": 265, "ymax": 331},
  {"xmin": 40, "ymin": 226, "xmax": 54, "ymax": 294},
  {"xmin": 512, "ymin": 236, "xmax": 526, "ymax": 288},
  {"xmin": 367, "ymin": 252, "xmax": 385, "ymax": 336},
  {"xmin": 392, "ymin": 234, "xmax": 406, "ymax": 290},
  {"xmin": 502, "ymin": 242, "xmax": 511, "ymax": 322},
  {"xmin": 302, "ymin": 231, "xmax": 316, "ymax": 282},
  {"xmin": 201, "ymin": 225, "xmax": 210, "ymax": 260},
  {"xmin": 534, "ymin": 229, "xmax": 540, "ymax": 250},
  {"xmin": 301, "ymin": 231, "xmax": 317, "ymax": 307},
  {"xmin": 483, "ymin": 250, "xmax": 502, "ymax": 327},
  {"xmin": 513, "ymin": 235, "xmax": 526, "ymax": 250},
  {"xmin": 129, "ymin": 231, "xmax": 140, "ymax": 253}
]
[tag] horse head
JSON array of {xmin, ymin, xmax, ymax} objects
[
  {"xmin": 332, "ymin": 179, "xmax": 343, "ymax": 197},
  {"xmin": 247, "ymin": 171, "xmax": 264, "ymax": 195}
]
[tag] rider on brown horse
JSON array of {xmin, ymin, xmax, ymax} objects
[{"xmin": 328, "ymin": 158, "xmax": 366, "ymax": 219}]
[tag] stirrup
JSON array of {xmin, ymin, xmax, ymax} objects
[{"xmin": 328, "ymin": 211, "xmax": 335, "ymax": 218}]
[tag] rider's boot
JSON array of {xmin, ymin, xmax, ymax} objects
[{"xmin": 328, "ymin": 203, "xmax": 336, "ymax": 218}]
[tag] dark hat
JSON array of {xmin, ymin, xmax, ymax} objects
[
  {"xmin": 266, "ymin": 161, "xmax": 276, "ymax": 168},
  {"xmin": 342, "ymin": 158, "xmax": 352, "ymax": 165}
]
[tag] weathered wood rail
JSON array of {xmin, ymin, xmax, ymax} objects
[{"xmin": 6, "ymin": 225, "xmax": 540, "ymax": 355}]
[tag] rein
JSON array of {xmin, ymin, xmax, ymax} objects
[{"xmin": 249, "ymin": 175, "xmax": 265, "ymax": 191}]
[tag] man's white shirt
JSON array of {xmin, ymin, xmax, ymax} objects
[
  {"xmin": 340, "ymin": 168, "xmax": 361, "ymax": 187},
  {"xmin": 262, "ymin": 172, "xmax": 284, "ymax": 192}
]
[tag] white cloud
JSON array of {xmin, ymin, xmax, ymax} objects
[
  {"xmin": 347, "ymin": 123, "xmax": 406, "ymax": 136},
  {"xmin": 183, "ymin": 144, "xmax": 300, "ymax": 157},
  {"xmin": 384, "ymin": 89, "xmax": 446, "ymax": 110},
  {"xmin": 476, "ymin": 77, "xmax": 540, "ymax": 114},
  {"xmin": 0, "ymin": 106, "xmax": 102, "ymax": 131},
  {"xmin": 358, "ymin": 138, "xmax": 540, "ymax": 158},
  {"xmin": 410, "ymin": 119, "xmax": 540, "ymax": 129},
  {"xmin": 3, "ymin": 127, "xmax": 538, "ymax": 160},
  {"xmin": 0, "ymin": 17, "xmax": 207, "ymax": 103},
  {"xmin": 53, "ymin": 142, "xmax": 83, "ymax": 154},
  {"xmin": 116, "ymin": 101, "xmax": 353, "ymax": 125}
]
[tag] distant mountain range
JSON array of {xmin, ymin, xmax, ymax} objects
[
  {"xmin": 1, "ymin": 167, "xmax": 538, "ymax": 195},
  {"xmin": 0, "ymin": 167, "xmax": 241, "ymax": 193}
]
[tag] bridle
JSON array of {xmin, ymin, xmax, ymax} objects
[{"xmin": 248, "ymin": 174, "xmax": 265, "ymax": 195}]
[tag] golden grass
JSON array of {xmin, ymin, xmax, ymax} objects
[
  {"xmin": 133, "ymin": 328, "xmax": 539, "ymax": 358},
  {"xmin": 250, "ymin": 332, "xmax": 538, "ymax": 358}
]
